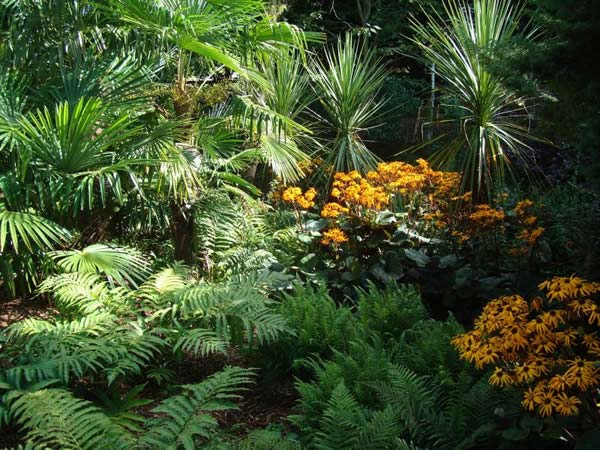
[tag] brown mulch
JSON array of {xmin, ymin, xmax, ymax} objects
[
  {"xmin": 215, "ymin": 374, "xmax": 298, "ymax": 431},
  {"xmin": 0, "ymin": 296, "xmax": 56, "ymax": 329},
  {"xmin": 136, "ymin": 348, "xmax": 299, "ymax": 433}
]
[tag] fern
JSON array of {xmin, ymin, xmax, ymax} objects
[
  {"xmin": 308, "ymin": 382, "xmax": 399, "ymax": 450},
  {"xmin": 103, "ymin": 325, "xmax": 166, "ymax": 385},
  {"xmin": 314, "ymin": 382, "xmax": 362, "ymax": 449},
  {"xmin": 141, "ymin": 366, "xmax": 254, "ymax": 450},
  {"xmin": 169, "ymin": 274, "xmax": 290, "ymax": 347},
  {"xmin": 173, "ymin": 328, "xmax": 229, "ymax": 357},
  {"xmin": 5, "ymin": 312, "xmax": 115, "ymax": 346},
  {"xmin": 195, "ymin": 191, "xmax": 278, "ymax": 279},
  {"xmin": 11, "ymin": 389, "xmax": 132, "ymax": 450},
  {"xmin": 5, "ymin": 323, "xmax": 166, "ymax": 387},
  {"xmin": 94, "ymin": 384, "xmax": 151, "ymax": 433},
  {"xmin": 37, "ymin": 272, "xmax": 116, "ymax": 316},
  {"xmin": 372, "ymin": 365, "xmax": 436, "ymax": 439},
  {"xmin": 356, "ymin": 282, "xmax": 427, "ymax": 342},
  {"xmin": 257, "ymin": 282, "xmax": 358, "ymax": 376},
  {"xmin": 138, "ymin": 264, "xmax": 190, "ymax": 308},
  {"xmin": 232, "ymin": 429, "xmax": 302, "ymax": 450}
]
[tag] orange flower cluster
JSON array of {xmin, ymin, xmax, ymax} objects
[
  {"xmin": 281, "ymin": 187, "xmax": 317, "ymax": 210},
  {"xmin": 445, "ymin": 204, "xmax": 505, "ymax": 244},
  {"xmin": 452, "ymin": 275, "xmax": 600, "ymax": 417},
  {"xmin": 321, "ymin": 202, "xmax": 349, "ymax": 219},
  {"xmin": 468, "ymin": 204, "xmax": 506, "ymax": 229},
  {"xmin": 514, "ymin": 199, "xmax": 545, "ymax": 249},
  {"xmin": 321, "ymin": 228, "xmax": 349, "ymax": 246},
  {"xmin": 320, "ymin": 160, "xmax": 461, "ymax": 221},
  {"xmin": 330, "ymin": 170, "xmax": 389, "ymax": 211},
  {"xmin": 366, "ymin": 159, "xmax": 461, "ymax": 201}
]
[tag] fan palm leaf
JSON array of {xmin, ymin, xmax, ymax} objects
[
  {"xmin": 0, "ymin": 208, "xmax": 70, "ymax": 254},
  {"xmin": 50, "ymin": 244, "xmax": 151, "ymax": 287}
]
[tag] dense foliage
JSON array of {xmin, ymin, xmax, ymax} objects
[{"xmin": 1, "ymin": 0, "xmax": 598, "ymax": 449}]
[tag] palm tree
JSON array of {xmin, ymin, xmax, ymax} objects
[
  {"xmin": 410, "ymin": 0, "xmax": 537, "ymax": 202},
  {"xmin": 0, "ymin": 37, "xmax": 189, "ymax": 294},
  {"xmin": 100, "ymin": 0, "xmax": 324, "ymax": 262},
  {"xmin": 309, "ymin": 33, "xmax": 389, "ymax": 174}
]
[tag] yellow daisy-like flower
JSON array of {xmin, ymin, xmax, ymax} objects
[
  {"xmin": 582, "ymin": 333, "xmax": 600, "ymax": 353},
  {"xmin": 282, "ymin": 186, "xmax": 302, "ymax": 203},
  {"xmin": 321, "ymin": 202, "xmax": 349, "ymax": 219},
  {"xmin": 536, "ymin": 392, "xmax": 559, "ymax": 417},
  {"xmin": 489, "ymin": 367, "xmax": 515, "ymax": 387},
  {"xmin": 564, "ymin": 358, "xmax": 598, "ymax": 390},
  {"xmin": 521, "ymin": 388, "xmax": 538, "ymax": 411},
  {"xmin": 548, "ymin": 374, "xmax": 569, "ymax": 392},
  {"xmin": 541, "ymin": 310, "xmax": 566, "ymax": 329},
  {"xmin": 554, "ymin": 393, "xmax": 581, "ymax": 416},
  {"xmin": 515, "ymin": 362, "xmax": 539, "ymax": 383}
]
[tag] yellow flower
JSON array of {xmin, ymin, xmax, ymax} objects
[
  {"xmin": 554, "ymin": 393, "xmax": 581, "ymax": 416},
  {"xmin": 321, "ymin": 228, "xmax": 349, "ymax": 246},
  {"xmin": 564, "ymin": 358, "xmax": 598, "ymax": 389},
  {"xmin": 548, "ymin": 374, "xmax": 569, "ymax": 392},
  {"xmin": 556, "ymin": 328, "xmax": 577, "ymax": 347},
  {"xmin": 569, "ymin": 299, "xmax": 595, "ymax": 317},
  {"xmin": 304, "ymin": 188, "xmax": 317, "ymax": 202},
  {"xmin": 582, "ymin": 333, "xmax": 600, "ymax": 353},
  {"xmin": 536, "ymin": 392, "xmax": 559, "ymax": 417},
  {"xmin": 500, "ymin": 325, "xmax": 529, "ymax": 351},
  {"xmin": 585, "ymin": 303, "xmax": 600, "ymax": 326},
  {"xmin": 489, "ymin": 367, "xmax": 514, "ymax": 387},
  {"xmin": 514, "ymin": 199, "xmax": 534, "ymax": 217},
  {"xmin": 515, "ymin": 362, "xmax": 539, "ymax": 383},
  {"xmin": 475, "ymin": 345, "xmax": 500, "ymax": 368},
  {"xmin": 541, "ymin": 309, "xmax": 566, "ymax": 329},
  {"xmin": 454, "ymin": 274, "xmax": 600, "ymax": 419},
  {"xmin": 527, "ymin": 316, "xmax": 550, "ymax": 335},
  {"xmin": 468, "ymin": 204, "xmax": 505, "ymax": 229},
  {"xmin": 282, "ymin": 186, "xmax": 302, "ymax": 203},
  {"xmin": 521, "ymin": 388, "xmax": 538, "ymax": 411}
]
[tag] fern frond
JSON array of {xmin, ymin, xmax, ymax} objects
[
  {"xmin": 372, "ymin": 365, "xmax": 435, "ymax": 440},
  {"xmin": 314, "ymin": 382, "xmax": 361, "ymax": 450},
  {"xmin": 139, "ymin": 264, "xmax": 189, "ymax": 299},
  {"xmin": 141, "ymin": 367, "xmax": 254, "ymax": 450},
  {"xmin": 11, "ymin": 389, "xmax": 132, "ymax": 450},
  {"xmin": 103, "ymin": 325, "xmax": 166, "ymax": 385},
  {"xmin": 171, "ymin": 275, "xmax": 289, "ymax": 346},
  {"xmin": 234, "ymin": 429, "xmax": 301, "ymax": 450},
  {"xmin": 38, "ymin": 272, "xmax": 129, "ymax": 316},
  {"xmin": 5, "ymin": 312, "xmax": 115, "ymax": 348},
  {"xmin": 174, "ymin": 328, "xmax": 229, "ymax": 357}
]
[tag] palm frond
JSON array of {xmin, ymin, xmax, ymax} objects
[
  {"xmin": 50, "ymin": 244, "xmax": 151, "ymax": 288},
  {"xmin": 0, "ymin": 209, "xmax": 70, "ymax": 254}
]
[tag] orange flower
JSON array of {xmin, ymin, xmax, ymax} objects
[
  {"xmin": 321, "ymin": 202, "xmax": 349, "ymax": 219},
  {"xmin": 321, "ymin": 228, "xmax": 349, "ymax": 246}
]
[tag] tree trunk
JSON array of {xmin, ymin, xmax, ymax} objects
[{"xmin": 170, "ymin": 203, "xmax": 195, "ymax": 264}]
